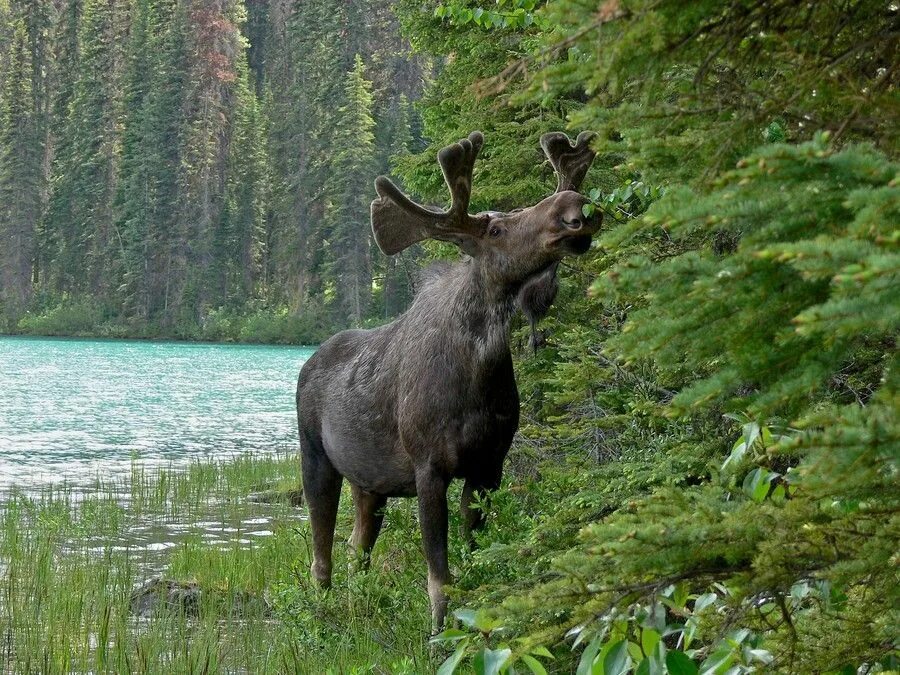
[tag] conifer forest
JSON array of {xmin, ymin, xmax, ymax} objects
[{"xmin": 0, "ymin": 0, "xmax": 897, "ymax": 673}]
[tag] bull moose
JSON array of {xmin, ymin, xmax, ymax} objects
[{"xmin": 296, "ymin": 130, "xmax": 599, "ymax": 630}]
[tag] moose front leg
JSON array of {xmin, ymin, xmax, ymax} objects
[{"xmin": 415, "ymin": 466, "xmax": 451, "ymax": 632}]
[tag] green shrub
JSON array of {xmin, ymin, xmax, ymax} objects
[{"xmin": 16, "ymin": 298, "xmax": 106, "ymax": 336}]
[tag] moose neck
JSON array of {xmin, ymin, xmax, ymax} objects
[
  {"xmin": 404, "ymin": 259, "xmax": 519, "ymax": 361},
  {"xmin": 456, "ymin": 258, "xmax": 520, "ymax": 334}
]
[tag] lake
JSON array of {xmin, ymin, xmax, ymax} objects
[{"xmin": 0, "ymin": 336, "xmax": 315, "ymax": 488}]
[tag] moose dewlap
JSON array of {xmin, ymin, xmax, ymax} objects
[{"xmin": 296, "ymin": 131, "xmax": 600, "ymax": 631}]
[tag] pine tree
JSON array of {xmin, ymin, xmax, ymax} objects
[
  {"xmin": 215, "ymin": 46, "xmax": 268, "ymax": 308},
  {"xmin": 1, "ymin": 0, "xmax": 424, "ymax": 334},
  {"xmin": 115, "ymin": 0, "xmax": 187, "ymax": 322},
  {"xmin": 377, "ymin": 92, "xmax": 414, "ymax": 319},
  {"xmin": 268, "ymin": 0, "xmax": 350, "ymax": 309},
  {"xmin": 172, "ymin": 0, "xmax": 244, "ymax": 328},
  {"xmin": 324, "ymin": 54, "xmax": 377, "ymax": 326},
  {"xmin": 40, "ymin": 0, "xmax": 81, "ymax": 292},
  {"xmin": 0, "ymin": 0, "xmax": 50, "ymax": 326},
  {"xmin": 46, "ymin": 0, "xmax": 129, "ymax": 299}
]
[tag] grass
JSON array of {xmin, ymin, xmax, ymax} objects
[{"xmin": 0, "ymin": 452, "xmax": 438, "ymax": 673}]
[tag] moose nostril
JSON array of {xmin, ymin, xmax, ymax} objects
[{"xmin": 563, "ymin": 217, "xmax": 583, "ymax": 231}]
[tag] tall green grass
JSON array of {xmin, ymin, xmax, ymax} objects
[{"xmin": 0, "ymin": 453, "xmax": 434, "ymax": 673}]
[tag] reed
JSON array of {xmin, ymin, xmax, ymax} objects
[{"xmin": 0, "ymin": 452, "xmax": 433, "ymax": 673}]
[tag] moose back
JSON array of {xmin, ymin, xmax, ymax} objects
[{"xmin": 296, "ymin": 131, "xmax": 599, "ymax": 630}]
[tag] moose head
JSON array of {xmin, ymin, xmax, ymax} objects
[{"xmin": 371, "ymin": 131, "xmax": 600, "ymax": 287}]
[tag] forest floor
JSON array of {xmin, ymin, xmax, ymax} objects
[{"xmin": 0, "ymin": 452, "xmax": 443, "ymax": 673}]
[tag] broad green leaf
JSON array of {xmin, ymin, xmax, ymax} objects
[
  {"xmin": 521, "ymin": 653, "xmax": 548, "ymax": 675},
  {"xmin": 742, "ymin": 467, "xmax": 777, "ymax": 502},
  {"xmin": 454, "ymin": 608, "xmax": 477, "ymax": 628},
  {"xmin": 727, "ymin": 628, "xmax": 751, "ymax": 645},
  {"xmin": 641, "ymin": 629, "xmax": 661, "ymax": 656},
  {"xmin": 693, "ymin": 593, "xmax": 717, "ymax": 613},
  {"xmin": 473, "ymin": 609, "xmax": 504, "ymax": 633},
  {"xmin": 722, "ymin": 439, "xmax": 747, "ymax": 471},
  {"xmin": 431, "ymin": 628, "xmax": 468, "ymax": 643},
  {"xmin": 700, "ymin": 646, "xmax": 734, "ymax": 675},
  {"xmin": 530, "ymin": 647, "xmax": 553, "ymax": 659},
  {"xmin": 473, "ymin": 647, "xmax": 512, "ymax": 675},
  {"xmin": 747, "ymin": 648, "xmax": 774, "ymax": 664},
  {"xmin": 743, "ymin": 421, "xmax": 761, "ymax": 451},
  {"xmin": 437, "ymin": 642, "xmax": 467, "ymax": 675},
  {"xmin": 683, "ymin": 619, "xmax": 698, "ymax": 650},
  {"xmin": 627, "ymin": 641, "xmax": 644, "ymax": 662},
  {"xmin": 577, "ymin": 634, "xmax": 603, "ymax": 675},
  {"xmin": 666, "ymin": 650, "xmax": 699, "ymax": 675},
  {"xmin": 602, "ymin": 640, "xmax": 630, "ymax": 675}
]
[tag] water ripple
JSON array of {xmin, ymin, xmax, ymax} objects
[{"xmin": 0, "ymin": 336, "xmax": 315, "ymax": 488}]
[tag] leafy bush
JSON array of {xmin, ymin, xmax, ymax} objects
[
  {"xmin": 235, "ymin": 307, "xmax": 328, "ymax": 345},
  {"xmin": 17, "ymin": 298, "xmax": 106, "ymax": 336}
]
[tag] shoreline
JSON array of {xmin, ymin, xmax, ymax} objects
[{"xmin": 0, "ymin": 331, "xmax": 319, "ymax": 349}]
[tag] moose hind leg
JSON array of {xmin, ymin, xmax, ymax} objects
[
  {"xmin": 349, "ymin": 485, "xmax": 387, "ymax": 568},
  {"xmin": 415, "ymin": 466, "xmax": 451, "ymax": 633},
  {"xmin": 300, "ymin": 438, "xmax": 342, "ymax": 588}
]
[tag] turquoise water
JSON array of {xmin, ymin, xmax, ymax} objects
[{"xmin": 0, "ymin": 336, "xmax": 315, "ymax": 488}]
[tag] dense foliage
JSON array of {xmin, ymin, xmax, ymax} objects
[
  {"xmin": 0, "ymin": 0, "xmax": 421, "ymax": 339},
  {"xmin": 389, "ymin": 1, "xmax": 898, "ymax": 673},
  {"xmin": 1, "ymin": 0, "xmax": 896, "ymax": 673}
]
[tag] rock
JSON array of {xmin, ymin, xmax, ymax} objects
[
  {"xmin": 129, "ymin": 577, "xmax": 273, "ymax": 619},
  {"xmin": 130, "ymin": 577, "xmax": 201, "ymax": 618},
  {"xmin": 246, "ymin": 488, "xmax": 303, "ymax": 507}
]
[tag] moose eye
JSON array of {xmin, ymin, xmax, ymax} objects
[{"xmin": 488, "ymin": 225, "xmax": 503, "ymax": 238}]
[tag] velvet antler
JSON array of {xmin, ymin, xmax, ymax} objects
[
  {"xmin": 371, "ymin": 132, "xmax": 489, "ymax": 255},
  {"xmin": 540, "ymin": 131, "xmax": 597, "ymax": 193}
]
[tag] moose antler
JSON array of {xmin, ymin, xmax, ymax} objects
[
  {"xmin": 540, "ymin": 131, "xmax": 597, "ymax": 193},
  {"xmin": 371, "ymin": 132, "xmax": 489, "ymax": 255}
]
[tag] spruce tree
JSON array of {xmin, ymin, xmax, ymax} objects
[
  {"xmin": 116, "ymin": 0, "xmax": 186, "ymax": 322},
  {"xmin": 46, "ymin": 0, "xmax": 129, "ymax": 299},
  {"xmin": 0, "ymin": 0, "xmax": 50, "ymax": 326},
  {"xmin": 216, "ymin": 46, "xmax": 268, "ymax": 308},
  {"xmin": 173, "ymin": 0, "xmax": 243, "ymax": 328},
  {"xmin": 378, "ymin": 93, "xmax": 414, "ymax": 319},
  {"xmin": 0, "ymin": 14, "xmax": 37, "ymax": 321},
  {"xmin": 403, "ymin": 2, "xmax": 899, "ymax": 672},
  {"xmin": 325, "ymin": 54, "xmax": 377, "ymax": 326},
  {"xmin": 268, "ymin": 0, "xmax": 350, "ymax": 310}
]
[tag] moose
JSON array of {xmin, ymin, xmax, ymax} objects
[{"xmin": 296, "ymin": 130, "xmax": 599, "ymax": 630}]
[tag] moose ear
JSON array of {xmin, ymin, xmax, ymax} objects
[{"xmin": 540, "ymin": 131, "xmax": 597, "ymax": 193}]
